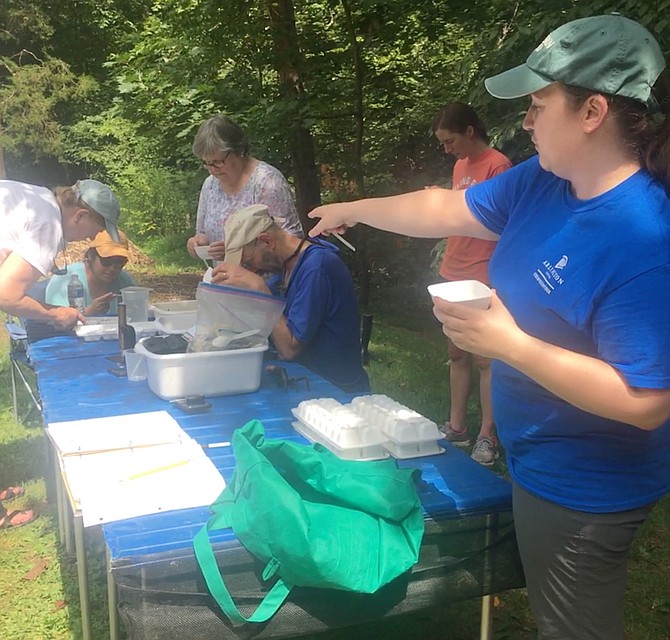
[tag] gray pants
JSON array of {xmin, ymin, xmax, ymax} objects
[{"xmin": 512, "ymin": 482, "xmax": 654, "ymax": 640}]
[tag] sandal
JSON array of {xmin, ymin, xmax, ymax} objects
[
  {"xmin": 0, "ymin": 509, "xmax": 37, "ymax": 530},
  {"xmin": 0, "ymin": 486, "xmax": 25, "ymax": 501}
]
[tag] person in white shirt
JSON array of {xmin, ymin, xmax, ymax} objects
[
  {"xmin": 0, "ymin": 178, "xmax": 121, "ymax": 530},
  {"xmin": 0, "ymin": 179, "xmax": 121, "ymax": 330}
]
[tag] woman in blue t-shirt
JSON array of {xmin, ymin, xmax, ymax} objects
[{"xmin": 307, "ymin": 15, "xmax": 670, "ymax": 640}]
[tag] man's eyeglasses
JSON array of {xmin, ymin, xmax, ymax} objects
[
  {"xmin": 98, "ymin": 255, "xmax": 127, "ymax": 268},
  {"xmin": 202, "ymin": 152, "xmax": 230, "ymax": 170}
]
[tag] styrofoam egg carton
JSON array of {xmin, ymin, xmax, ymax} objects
[
  {"xmin": 349, "ymin": 395, "xmax": 443, "ymax": 443},
  {"xmin": 291, "ymin": 398, "xmax": 388, "ymax": 460},
  {"xmin": 384, "ymin": 439, "xmax": 445, "ymax": 459}
]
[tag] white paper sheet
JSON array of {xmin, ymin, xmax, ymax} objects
[
  {"xmin": 61, "ymin": 439, "xmax": 225, "ymax": 526},
  {"xmin": 47, "ymin": 411, "xmax": 226, "ymax": 526},
  {"xmin": 47, "ymin": 411, "xmax": 188, "ymax": 455}
]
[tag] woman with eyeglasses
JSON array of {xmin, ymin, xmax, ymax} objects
[
  {"xmin": 186, "ymin": 114, "xmax": 303, "ymax": 262},
  {"xmin": 45, "ymin": 230, "xmax": 135, "ymax": 316}
]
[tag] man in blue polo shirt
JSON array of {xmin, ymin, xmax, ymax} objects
[{"xmin": 211, "ymin": 204, "xmax": 369, "ymax": 392}]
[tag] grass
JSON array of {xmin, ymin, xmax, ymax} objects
[{"xmin": 1, "ymin": 276, "xmax": 670, "ymax": 639}]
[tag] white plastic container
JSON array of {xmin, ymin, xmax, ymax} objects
[
  {"xmin": 134, "ymin": 337, "xmax": 268, "ymax": 400},
  {"xmin": 155, "ymin": 313, "xmax": 197, "ymax": 335},
  {"xmin": 151, "ymin": 300, "xmax": 198, "ymax": 319},
  {"xmin": 427, "ymin": 280, "xmax": 492, "ymax": 309},
  {"xmin": 383, "ymin": 439, "xmax": 445, "ymax": 459},
  {"xmin": 74, "ymin": 318, "xmax": 158, "ymax": 341},
  {"xmin": 194, "ymin": 245, "xmax": 213, "ymax": 260},
  {"xmin": 121, "ymin": 286, "xmax": 152, "ymax": 322}
]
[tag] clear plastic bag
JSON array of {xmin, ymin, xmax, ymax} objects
[{"xmin": 188, "ymin": 282, "xmax": 286, "ymax": 353}]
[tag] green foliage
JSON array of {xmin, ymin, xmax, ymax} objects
[
  {"xmin": 139, "ymin": 231, "xmax": 202, "ymax": 269},
  {"xmin": 4, "ymin": 0, "xmax": 670, "ymax": 242},
  {"xmin": 0, "ymin": 57, "xmax": 97, "ymax": 160},
  {"xmin": 64, "ymin": 113, "xmax": 202, "ymax": 238}
]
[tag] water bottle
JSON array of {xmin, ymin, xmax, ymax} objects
[{"xmin": 67, "ymin": 274, "xmax": 85, "ymax": 313}]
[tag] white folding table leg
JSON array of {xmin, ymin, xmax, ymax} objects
[
  {"xmin": 107, "ymin": 547, "xmax": 120, "ymax": 640},
  {"xmin": 479, "ymin": 594, "xmax": 493, "ymax": 640},
  {"xmin": 74, "ymin": 514, "xmax": 93, "ymax": 640}
]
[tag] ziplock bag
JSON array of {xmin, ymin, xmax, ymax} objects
[{"xmin": 188, "ymin": 282, "xmax": 286, "ymax": 352}]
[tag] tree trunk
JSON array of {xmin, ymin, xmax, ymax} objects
[
  {"xmin": 0, "ymin": 125, "xmax": 6, "ymax": 179},
  {"xmin": 266, "ymin": 0, "xmax": 321, "ymax": 229},
  {"xmin": 341, "ymin": 0, "xmax": 366, "ymax": 198},
  {"xmin": 341, "ymin": 0, "xmax": 371, "ymax": 305}
]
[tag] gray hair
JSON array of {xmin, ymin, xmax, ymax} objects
[{"xmin": 191, "ymin": 114, "xmax": 250, "ymax": 158}]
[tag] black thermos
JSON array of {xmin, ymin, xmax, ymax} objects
[{"xmin": 118, "ymin": 302, "xmax": 137, "ymax": 351}]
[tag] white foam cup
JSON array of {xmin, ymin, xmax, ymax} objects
[{"xmin": 426, "ymin": 280, "xmax": 492, "ymax": 309}]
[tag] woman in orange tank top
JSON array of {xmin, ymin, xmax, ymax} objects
[{"xmin": 431, "ymin": 102, "xmax": 512, "ymax": 465}]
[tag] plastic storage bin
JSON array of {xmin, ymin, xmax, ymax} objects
[
  {"xmin": 155, "ymin": 314, "xmax": 197, "ymax": 335},
  {"xmin": 134, "ymin": 337, "xmax": 268, "ymax": 400},
  {"xmin": 151, "ymin": 300, "xmax": 198, "ymax": 318}
]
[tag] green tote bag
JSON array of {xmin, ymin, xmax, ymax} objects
[{"xmin": 193, "ymin": 419, "xmax": 425, "ymax": 624}]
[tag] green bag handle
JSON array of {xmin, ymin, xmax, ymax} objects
[{"xmin": 193, "ymin": 510, "xmax": 293, "ymax": 624}]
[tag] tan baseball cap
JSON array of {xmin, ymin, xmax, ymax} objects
[
  {"xmin": 223, "ymin": 204, "xmax": 275, "ymax": 265},
  {"xmin": 90, "ymin": 230, "xmax": 130, "ymax": 259}
]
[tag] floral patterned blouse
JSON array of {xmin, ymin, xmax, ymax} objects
[{"xmin": 195, "ymin": 161, "xmax": 303, "ymax": 242}]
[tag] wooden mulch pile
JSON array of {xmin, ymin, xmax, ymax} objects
[{"xmin": 59, "ymin": 239, "xmax": 154, "ymax": 268}]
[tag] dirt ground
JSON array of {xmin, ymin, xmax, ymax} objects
[{"xmin": 132, "ymin": 270, "xmax": 202, "ymax": 303}]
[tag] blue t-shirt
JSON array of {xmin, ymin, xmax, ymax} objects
[
  {"xmin": 466, "ymin": 155, "xmax": 670, "ymax": 512},
  {"xmin": 45, "ymin": 262, "xmax": 135, "ymax": 315},
  {"xmin": 279, "ymin": 239, "xmax": 369, "ymax": 392}
]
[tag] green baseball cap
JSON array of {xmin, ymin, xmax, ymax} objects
[{"xmin": 485, "ymin": 14, "xmax": 666, "ymax": 107}]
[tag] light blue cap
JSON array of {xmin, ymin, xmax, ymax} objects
[{"xmin": 73, "ymin": 179, "xmax": 121, "ymax": 242}]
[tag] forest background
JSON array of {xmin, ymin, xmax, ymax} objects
[
  {"xmin": 2, "ymin": 0, "xmax": 669, "ymax": 301},
  {"xmin": 2, "ymin": 3, "xmax": 670, "ymax": 638}
]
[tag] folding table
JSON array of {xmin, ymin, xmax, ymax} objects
[{"xmin": 28, "ymin": 327, "xmax": 524, "ymax": 640}]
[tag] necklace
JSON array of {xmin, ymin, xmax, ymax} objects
[
  {"xmin": 282, "ymin": 238, "xmax": 310, "ymax": 288},
  {"xmin": 282, "ymin": 238, "xmax": 308, "ymax": 271}
]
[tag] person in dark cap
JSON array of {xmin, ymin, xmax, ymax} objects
[
  {"xmin": 0, "ymin": 178, "xmax": 121, "ymax": 330},
  {"xmin": 211, "ymin": 204, "xmax": 368, "ymax": 392},
  {"xmin": 308, "ymin": 14, "xmax": 670, "ymax": 639}
]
